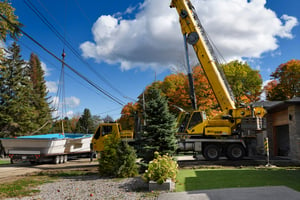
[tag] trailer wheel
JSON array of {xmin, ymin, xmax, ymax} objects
[
  {"xmin": 59, "ymin": 155, "xmax": 64, "ymax": 164},
  {"xmin": 203, "ymin": 144, "xmax": 220, "ymax": 161},
  {"xmin": 63, "ymin": 155, "xmax": 68, "ymax": 163},
  {"xmin": 53, "ymin": 155, "xmax": 60, "ymax": 164},
  {"xmin": 226, "ymin": 144, "xmax": 245, "ymax": 160}
]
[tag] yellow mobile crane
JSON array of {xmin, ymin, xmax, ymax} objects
[
  {"xmin": 171, "ymin": 0, "xmax": 266, "ymax": 160},
  {"xmin": 91, "ymin": 0, "xmax": 266, "ymax": 161}
]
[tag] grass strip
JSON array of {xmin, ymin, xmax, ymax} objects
[
  {"xmin": 0, "ymin": 160, "xmax": 10, "ymax": 165},
  {"xmin": 176, "ymin": 168, "xmax": 300, "ymax": 192},
  {"xmin": 0, "ymin": 176, "xmax": 55, "ymax": 199}
]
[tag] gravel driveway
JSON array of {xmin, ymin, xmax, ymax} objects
[{"xmin": 5, "ymin": 175, "xmax": 160, "ymax": 200}]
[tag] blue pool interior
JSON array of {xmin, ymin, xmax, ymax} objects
[{"xmin": 16, "ymin": 133, "xmax": 93, "ymax": 139}]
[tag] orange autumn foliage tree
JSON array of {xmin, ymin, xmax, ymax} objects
[
  {"xmin": 118, "ymin": 102, "xmax": 138, "ymax": 130},
  {"xmin": 192, "ymin": 66, "xmax": 219, "ymax": 116},
  {"xmin": 264, "ymin": 59, "xmax": 300, "ymax": 101},
  {"xmin": 161, "ymin": 66, "xmax": 219, "ymax": 115},
  {"xmin": 118, "ymin": 65, "xmax": 219, "ymax": 128},
  {"xmin": 118, "ymin": 62, "xmax": 263, "ymax": 127}
]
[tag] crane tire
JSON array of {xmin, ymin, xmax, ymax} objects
[
  {"xmin": 203, "ymin": 144, "xmax": 220, "ymax": 161},
  {"xmin": 226, "ymin": 144, "xmax": 245, "ymax": 161}
]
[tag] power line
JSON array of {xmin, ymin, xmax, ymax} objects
[
  {"xmin": 24, "ymin": 0, "xmax": 128, "ymax": 100},
  {"xmin": 0, "ymin": 13, "xmax": 126, "ymax": 106},
  {"xmin": 18, "ymin": 39, "xmax": 118, "ymax": 103}
]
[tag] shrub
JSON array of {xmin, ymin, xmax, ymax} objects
[
  {"xmin": 98, "ymin": 133, "xmax": 138, "ymax": 178},
  {"xmin": 98, "ymin": 134, "xmax": 119, "ymax": 177},
  {"xmin": 143, "ymin": 152, "xmax": 178, "ymax": 184},
  {"xmin": 117, "ymin": 142, "xmax": 138, "ymax": 178}
]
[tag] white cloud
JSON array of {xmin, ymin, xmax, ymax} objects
[
  {"xmin": 46, "ymin": 81, "xmax": 57, "ymax": 93},
  {"xmin": 260, "ymin": 79, "xmax": 273, "ymax": 100},
  {"xmin": 65, "ymin": 96, "xmax": 80, "ymax": 108},
  {"xmin": 52, "ymin": 109, "xmax": 75, "ymax": 119},
  {"xmin": 51, "ymin": 96, "xmax": 80, "ymax": 109},
  {"xmin": 51, "ymin": 96, "xmax": 80, "ymax": 119},
  {"xmin": 41, "ymin": 61, "xmax": 51, "ymax": 76},
  {"xmin": 80, "ymin": 0, "xmax": 298, "ymax": 71}
]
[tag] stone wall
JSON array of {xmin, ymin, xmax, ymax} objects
[{"xmin": 288, "ymin": 105, "xmax": 300, "ymax": 161}]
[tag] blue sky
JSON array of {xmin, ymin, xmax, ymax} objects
[{"xmin": 9, "ymin": 0, "xmax": 300, "ymax": 120}]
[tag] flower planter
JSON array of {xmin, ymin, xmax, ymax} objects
[{"xmin": 148, "ymin": 178, "xmax": 175, "ymax": 191}]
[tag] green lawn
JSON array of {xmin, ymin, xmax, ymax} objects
[
  {"xmin": 176, "ymin": 168, "xmax": 300, "ymax": 192},
  {"xmin": 0, "ymin": 176, "xmax": 54, "ymax": 199},
  {"xmin": 0, "ymin": 159, "xmax": 10, "ymax": 165},
  {"xmin": 0, "ymin": 171, "xmax": 95, "ymax": 199}
]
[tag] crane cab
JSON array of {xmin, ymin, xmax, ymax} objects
[
  {"xmin": 176, "ymin": 111, "xmax": 207, "ymax": 135},
  {"xmin": 91, "ymin": 123, "xmax": 134, "ymax": 152}
]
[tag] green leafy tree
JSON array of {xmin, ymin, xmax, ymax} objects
[
  {"xmin": 50, "ymin": 117, "xmax": 72, "ymax": 134},
  {"xmin": 138, "ymin": 86, "xmax": 177, "ymax": 163},
  {"xmin": 28, "ymin": 53, "xmax": 52, "ymax": 134},
  {"xmin": 75, "ymin": 108, "xmax": 94, "ymax": 134},
  {"xmin": 0, "ymin": 42, "xmax": 37, "ymax": 137},
  {"xmin": 264, "ymin": 59, "xmax": 300, "ymax": 100},
  {"xmin": 221, "ymin": 60, "xmax": 262, "ymax": 106}
]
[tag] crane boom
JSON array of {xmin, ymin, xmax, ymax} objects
[{"xmin": 171, "ymin": 0, "xmax": 236, "ymax": 112}]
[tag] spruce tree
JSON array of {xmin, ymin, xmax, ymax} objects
[
  {"xmin": 75, "ymin": 108, "xmax": 94, "ymax": 134},
  {"xmin": 28, "ymin": 53, "xmax": 52, "ymax": 134},
  {"xmin": 0, "ymin": 42, "xmax": 37, "ymax": 137},
  {"xmin": 139, "ymin": 86, "xmax": 177, "ymax": 163}
]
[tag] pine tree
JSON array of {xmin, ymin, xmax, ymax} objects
[
  {"xmin": 0, "ymin": 42, "xmax": 37, "ymax": 137},
  {"xmin": 28, "ymin": 53, "xmax": 52, "ymax": 134},
  {"xmin": 139, "ymin": 86, "xmax": 177, "ymax": 163},
  {"xmin": 75, "ymin": 108, "xmax": 94, "ymax": 134}
]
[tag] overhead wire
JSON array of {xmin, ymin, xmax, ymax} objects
[
  {"xmin": 74, "ymin": 0, "xmax": 92, "ymax": 24},
  {"xmin": 0, "ymin": 13, "xmax": 126, "ymax": 106},
  {"xmin": 18, "ymin": 40, "xmax": 116, "ymax": 103},
  {"xmin": 24, "ymin": 0, "xmax": 129, "ymax": 101}
]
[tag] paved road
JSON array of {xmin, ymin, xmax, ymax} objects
[{"xmin": 158, "ymin": 186, "xmax": 300, "ymax": 200}]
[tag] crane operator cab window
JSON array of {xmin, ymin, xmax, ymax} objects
[
  {"xmin": 178, "ymin": 111, "xmax": 206, "ymax": 132},
  {"xmin": 178, "ymin": 113, "xmax": 190, "ymax": 133},
  {"xmin": 93, "ymin": 125, "xmax": 113, "ymax": 140},
  {"xmin": 102, "ymin": 125, "xmax": 113, "ymax": 136},
  {"xmin": 188, "ymin": 111, "xmax": 205, "ymax": 129}
]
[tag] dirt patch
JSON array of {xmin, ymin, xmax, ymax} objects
[{"xmin": 0, "ymin": 158, "xmax": 98, "ymax": 183}]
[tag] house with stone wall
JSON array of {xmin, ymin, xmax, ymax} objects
[{"xmin": 256, "ymin": 97, "xmax": 300, "ymax": 161}]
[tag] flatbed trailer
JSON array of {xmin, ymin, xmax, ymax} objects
[{"xmin": 1, "ymin": 133, "xmax": 93, "ymax": 164}]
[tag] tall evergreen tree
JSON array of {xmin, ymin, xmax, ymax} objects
[
  {"xmin": 28, "ymin": 53, "xmax": 52, "ymax": 134},
  {"xmin": 75, "ymin": 108, "xmax": 94, "ymax": 134},
  {"xmin": 102, "ymin": 114, "xmax": 114, "ymax": 123},
  {"xmin": 0, "ymin": 42, "xmax": 37, "ymax": 137},
  {"xmin": 138, "ymin": 86, "xmax": 177, "ymax": 163}
]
